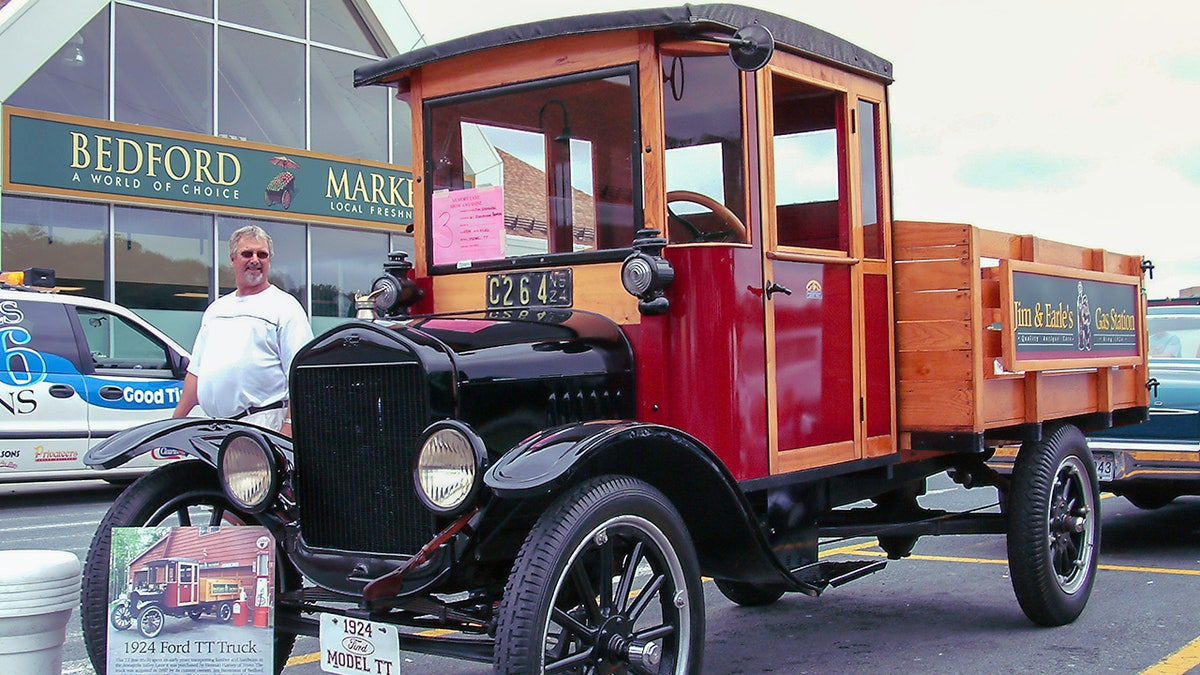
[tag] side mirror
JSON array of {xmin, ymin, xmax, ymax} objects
[{"xmin": 725, "ymin": 24, "xmax": 774, "ymax": 72}]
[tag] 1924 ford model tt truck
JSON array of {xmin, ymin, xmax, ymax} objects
[
  {"xmin": 108, "ymin": 556, "xmax": 243, "ymax": 638},
  {"xmin": 82, "ymin": 5, "xmax": 1151, "ymax": 673}
]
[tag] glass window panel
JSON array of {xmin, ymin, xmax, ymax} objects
[
  {"xmin": 113, "ymin": 206, "xmax": 212, "ymax": 348},
  {"xmin": 115, "ymin": 5, "xmax": 213, "ymax": 134},
  {"xmin": 392, "ymin": 97, "xmax": 413, "ymax": 165},
  {"xmin": 311, "ymin": 47, "xmax": 386, "ymax": 161},
  {"xmin": 75, "ymin": 307, "xmax": 172, "ymax": 370},
  {"xmin": 772, "ymin": 74, "xmax": 845, "ymax": 252},
  {"xmin": 858, "ymin": 100, "xmax": 884, "ymax": 260},
  {"xmin": 1, "ymin": 195, "xmax": 107, "ymax": 299},
  {"xmin": 216, "ymin": 216, "xmax": 307, "ymax": 308},
  {"xmin": 137, "ymin": 0, "xmax": 212, "ymax": 18},
  {"xmin": 218, "ymin": 27, "xmax": 305, "ymax": 147},
  {"xmin": 311, "ymin": 0, "xmax": 384, "ymax": 56},
  {"xmin": 310, "ymin": 226, "xmax": 388, "ymax": 332},
  {"xmin": 426, "ymin": 68, "xmax": 639, "ymax": 267},
  {"xmin": 219, "ymin": 0, "xmax": 304, "ymax": 38},
  {"xmin": 7, "ymin": 6, "xmax": 110, "ymax": 120},
  {"xmin": 662, "ymin": 55, "xmax": 746, "ymax": 243}
]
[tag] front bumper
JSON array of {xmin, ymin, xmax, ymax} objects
[{"xmin": 989, "ymin": 439, "xmax": 1200, "ymax": 491}]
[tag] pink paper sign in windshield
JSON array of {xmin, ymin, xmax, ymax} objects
[{"xmin": 431, "ymin": 186, "xmax": 506, "ymax": 266}]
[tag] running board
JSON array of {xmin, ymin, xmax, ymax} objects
[{"xmin": 790, "ymin": 559, "xmax": 887, "ymax": 592}]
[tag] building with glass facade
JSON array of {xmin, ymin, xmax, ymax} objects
[{"xmin": 0, "ymin": 0, "xmax": 422, "ymax": 345}]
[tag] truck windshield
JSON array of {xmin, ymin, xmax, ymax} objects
[{"xmin": 424, "ymin": 66, "xmax": 641, "ymax": 270}]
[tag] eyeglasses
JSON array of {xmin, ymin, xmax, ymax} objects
[{"xmin": 238, "ymin": 250, "xmax": 271, "ymax": 259}]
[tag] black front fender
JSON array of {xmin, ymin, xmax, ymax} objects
[
  {"xmin": 85, "ymin": 418, "xmax": 292, "ymax": 470},
  {"xmin": 485, "ymin": 421, "xmax": 819, "ymax": 593}
]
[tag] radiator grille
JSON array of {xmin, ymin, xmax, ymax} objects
[{"xmin": 292, "ymin": 363, "xmax": 434, "ymax": 554}]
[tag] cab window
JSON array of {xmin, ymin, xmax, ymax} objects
[
  {"xmin": 662, "ymin": 55, "xmax": 747, "ymax": 244},
  {"xmin": 74, "ymin": 307, "xmax": 173, "ymax": 373},
  {"xmin": 425, "ymin": 66, "xmax": 640, "ymax": 270},
  {"xmin": 771, "ymin": 74, "xmax": 846, "ymax": 253}
]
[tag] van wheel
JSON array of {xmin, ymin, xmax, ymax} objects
[
  {"xmin": 714, "ymin": 579, "xmax": 787, "ymax": 607},
  {"xmin": 1006, "ymin": 424, "xmax": 1100, "ymax": 626},
  {"xmin": 494, "ymin": 476, "xmax": 705, "ymax": 673},
  {"xmin": 81, "ymin": 460, "xmax": 297, "ymax": 674}
]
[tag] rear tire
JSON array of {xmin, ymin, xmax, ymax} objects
[
  {"xmin": 1006, "ymin": 424, "xmax": 1100, "ymax": 626},
  {"xmin": 81, "ymin": 460, "xmax": 297, "ymax": 674},
  {"xmin": 494, "ymin": 476, "xmax": 705, "ymax": 673}
]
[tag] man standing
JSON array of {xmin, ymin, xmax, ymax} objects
[{"xmin": 173, "ymin": 225, "xmax": 313, "ymax": 435}]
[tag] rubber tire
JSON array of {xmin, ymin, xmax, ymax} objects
[
  {"xmin": 186, "ymin": 608, "xmax": 203, "ymax": 621},
  {"xmin": 218, "ymin": 602, "xmax": 234, "ymax": 623},
  {"xmin": 1006, "ymin": 424, "xmax": 1100, "ymax": 626},
  {"xmin": 81, "ymin": 460, "xmax": 297, "ymax": 674},
  {"xmin": 110, "ymin": 603, "xmax": 133, "ymax": 631},
  {"xmin": 137, "ymin": 605, "xmax": 164, "ymax": 639},
  {"xmin": 1122, "ymin": 491, "xmax": 1175, "ymax": 510},
  {"xmin": 494, "ymin": 475, "xmax": 705, "ymax": 673},
  {"xmin": 714, "ymin": 579, "xmax": 787, "ymax": 607}
]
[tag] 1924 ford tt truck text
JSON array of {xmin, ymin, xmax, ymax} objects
[{"xmin": 81, "ymin": 5, "xmax": 1151, "ymax": 673}]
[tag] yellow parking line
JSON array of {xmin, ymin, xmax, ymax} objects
[{"xmin": 1141, "ymin": 635, "xmax": 1200, "ymax": 675}]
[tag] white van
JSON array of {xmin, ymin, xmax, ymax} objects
[{"xmin": 0, "ymin": 270, "xmax": 192, "ymax": 483}]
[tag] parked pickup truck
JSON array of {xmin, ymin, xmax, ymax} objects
[
  {"xmin": 81, "ymin": 5, "xmax": 1151, "ymax": 673},
  {"xmin": 993, "ymin": 298, "xmax": 1200, "ymax": 509}
]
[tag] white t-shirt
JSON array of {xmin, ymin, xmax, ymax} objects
[{"xmin": 188, "ymin": 285, "xmax": 313, "ymax": 419}]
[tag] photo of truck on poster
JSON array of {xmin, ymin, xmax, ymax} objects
[{"xmin": 106, "ymin": 526, "xmax": 274, "ymax": 675}]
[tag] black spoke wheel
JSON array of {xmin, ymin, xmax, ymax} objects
[
  {"xmin": 1006, "ymin": 424, "xmax": 1100, "ymax": 626},
  {"xmin": 495, "ymin": 476, "xmax": 705, "ymax": 674},
  {"xmin": 109, "ymin": 603, "xmax": 133, "ymax": 631},
  {"xmin": 713, "ymin": 579, "xmax": 787, "ymax": 607},
  {"xmin": 137, "ymin": 605, "xmax": 164, "ymax": 639},
  {"xmin": 218, "ymin": 602, "xmax": 234, "ymax": 623},
  {"xmin": 81, "ymin": 460, "xmax": 298, "ymax": 674}
]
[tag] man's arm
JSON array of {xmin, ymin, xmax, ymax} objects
[{"xmin": 173, "ymin": 372, "xmax": 199, "ymax": 418}]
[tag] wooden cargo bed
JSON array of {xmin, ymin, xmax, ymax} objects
[{"xmin": 893, "ymin": 221, "xmax": 1148, "ymax": 439}]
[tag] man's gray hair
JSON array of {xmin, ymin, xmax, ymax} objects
[{"xmin": 229, "ymin": 225, "xmax": 274, "ymax": 258}]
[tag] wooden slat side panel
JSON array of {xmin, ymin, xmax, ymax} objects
[
  {"xmin": 896, "ymin": 320, "xmax": 972, "ymax": 352},
  {"xmin": 980, "ymin": 378, "xmax": 1026, "ymax": 428},
  {"xmin": 893, "ymin": 221, "xmax": 971, "ymax": 254},
  {"xmin": 898, "ymin": 350, "xmax": 972, "ymax": 382},
  {"xmin": 893, "ymin": 259, "xmax": 972, "ymax": 292},
  {"xmin": 898, "ymin": 380, "xmax": 977, "ymax": 432},
  {"xmin": 894, "ymin": 290, "xmax": 972, "ymax": 322}
]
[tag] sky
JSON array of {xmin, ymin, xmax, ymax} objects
[{"xmin": 402, "ymin": 0, "xmax": 1200, "ymax": 299}]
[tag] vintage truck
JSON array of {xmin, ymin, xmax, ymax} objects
[
  {"xmin": 108, "ymin": 556, "xmax": 243, "ymax": 638},
  {"xmin": 81, "ymin": 5, "xmax": 1150, "ymax": 673}
]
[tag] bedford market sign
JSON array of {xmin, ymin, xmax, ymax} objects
[{"xmin": 2, "ymin": 107, "xmax": 414, "ymax": 231}]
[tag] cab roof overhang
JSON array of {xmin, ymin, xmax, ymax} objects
[{"xmin": 354, "ymin": 3, "xmax": 893, "ymax": 88}]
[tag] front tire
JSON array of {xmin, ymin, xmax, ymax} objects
[
  {"xmin": 110, "ymin": 603, "xmax": 133, "ymax": 631},
  {"xmin": 81, "ymin": 460, "xmax": 297, "ymax": 674},
  {"xmin": 137, "ymin": 605, "xmax": 164, "ymax": 639},
  {"xmin": 1006, "ymin": 424, "xmax": 1100, "ymax": 626},
  {"xmin": 494, "ymin": 475, "xmax": 705, "ymax": 673}
]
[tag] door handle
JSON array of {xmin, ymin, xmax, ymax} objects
[
  {"xmin": 766, "ymin": 281, "xmax": 793, "ymax": 298},
  {"xmin": 99, "ymin": 385, "xmax": 125, "ymax": 401},
  {"xmin": 48, "ymin": 384, "xmax": 76, "ymax": 399}
]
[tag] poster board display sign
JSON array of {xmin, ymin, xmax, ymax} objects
[
  {"xmin": 106, "ymin": 526, "xmax": 275, "ymax": 675},
  {"xmin": 999, "ymin": 259, "xmax": 1142, "ymax": 372}
]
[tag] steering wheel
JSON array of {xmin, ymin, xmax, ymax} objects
[{"xmin": 666, "ymin": 190, "xmax": 748, "ymax": 243}]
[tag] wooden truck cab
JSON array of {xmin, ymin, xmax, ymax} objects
[{"xmin": 83, "ymin": 5, "xmax": 1150, "ymax": 673}]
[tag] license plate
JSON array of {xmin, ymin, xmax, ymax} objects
[
  {"xmin": 1093, "ymin": 452, "xmax": 1115, "ymax": 482},
  {"xmin": 319, "ymin": 614, "xmax": 400, "ymax": 675},
  {"xmin": 486, "ymin": 269, "xmax": 573, "ymax": 308}
]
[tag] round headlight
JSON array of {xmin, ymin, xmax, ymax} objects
[
  {"xmin": 415, "ymin": 423, "xmax": 485, "ymax": 516},
  {"xmin": 218, "ymin": 432, "xmax": 278, "ymax": 512}
]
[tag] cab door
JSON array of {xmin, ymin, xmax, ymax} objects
[
  {"xmin": 0, "ymin": 297, "xmax": 91, "ymax": 476},
  {"xmin": 760, "ymin": 67, "xmax": 895, "ymax": 474}
]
